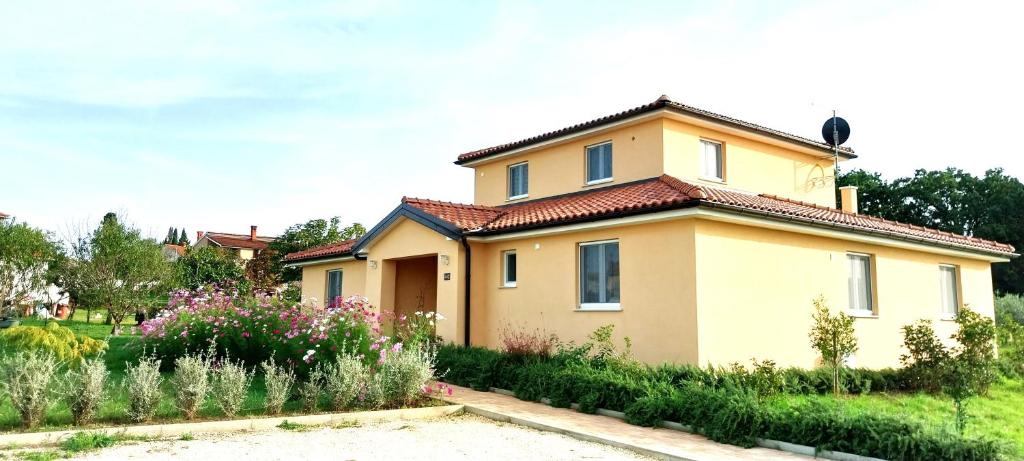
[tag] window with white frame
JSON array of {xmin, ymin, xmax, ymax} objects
[
  {"xmin": 585, "ymin": 142, "xmax": 613, "ymax": 183},
  {"xmin": 326, "ymin": 269, "xmax": 343, "ymax": 307},
  {"xmin": 700, "ymin": 139, "xmax": 724, "ymax": 181},
  {"xmin": 502, "ymin": 250, "xmax": 517, "ymax": 287},
  {"xmin": 508, "ymin": 162, "xmax": 528, "ymax": 199},
  {"xmin": 579, "ymin": 240, "xmax": 620, "ymax": 309},
  {"xmin": 939, "ymin": 265, "xmax": 960, "ymax": 317},
  {"xmin": 847, "ymin": 253, "xmax": 873, "ymax": 314}
]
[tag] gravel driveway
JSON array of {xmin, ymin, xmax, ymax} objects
[{"xmin": 68, "ymin": 414, "xmax": 652, "ymax": 460}]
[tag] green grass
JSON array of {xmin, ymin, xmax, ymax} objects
[{"xmin": 775, "ymin": 378, "xmax": 1024, "ymax": 457}]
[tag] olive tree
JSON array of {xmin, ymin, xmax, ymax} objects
[{"xmin": 808, "ymin": 296, "xmax": 859, "ymax": 395}]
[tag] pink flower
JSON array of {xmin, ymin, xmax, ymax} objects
[{"xmin": 242, "ymin": 331, "xmax": 251, "ymax": 338}]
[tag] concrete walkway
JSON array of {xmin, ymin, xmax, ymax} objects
[{"xmin": 442, "ymin": 384, "xmax": 810, "ymax": 461}]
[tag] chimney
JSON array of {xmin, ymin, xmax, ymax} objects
[
  {"xmin": 839, "ymin": 186, "xmax": 859, "ymax": 214},
  {"xmin": 250, "ymin": 225, "xmax": 257, "ymax": 240},
  {"xmin": 197, "ymin": 231, "xmax": 204, "ymax": 240}
]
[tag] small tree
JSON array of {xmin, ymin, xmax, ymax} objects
[
  {"xmin": 245, "ymin": 249, "xmax": 279, "ymax": 294},
  {"xmin": 0, "ymin": 220, "xmax": 57, "ymax": 317},
  {"xmin": 173, "ymin": 247, "xmax": 247, "ymax": 292},
  {"xmin": 808, "ymin": 296, "xmax": 858, "ymax": 395},
  {"xmin": 178, "ymin": 228, "xmax": 190, "ymax": 246}
]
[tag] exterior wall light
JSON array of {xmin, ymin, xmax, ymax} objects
[{"xmin": 440, "ymin": 254, "xmax": 450, "ymax": 266}]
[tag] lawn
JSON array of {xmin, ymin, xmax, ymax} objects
[{"xmin": 776, "ymin": 379, "xmax": 1024, "ymax": 457}]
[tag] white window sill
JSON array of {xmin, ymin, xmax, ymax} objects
[
  {"xmin": 939, "ymin": 314, "xmax": 957, "ymax": 321},
  {"xmin": 501, "ymin": 282, "xmax": 517, "ymax": 289},
  {"xmin": 698, "ymin": 176, "xmax": 726, "ymax": 184},
  {"xmin": 577, "ymin": 303, "xmax": 622, "ymax": 312},
  {"xmin": 507, "ymin": 194, "xmax": 528, "ymax": 201},
  {"xmin": 585, "ymin": 178, "xmax": 613, "ymax": 187},
  {"xmin": 847, "ymin": 310, "xmax": 878, "ymax": 318}
]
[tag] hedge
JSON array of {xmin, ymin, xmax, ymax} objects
[{"xmin": 436, "ymin": 344, "xmax": 1003, "ymax": 460}]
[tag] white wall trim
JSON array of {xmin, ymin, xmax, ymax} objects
[
  {"xmin": 467, "ymin": 208, "xmax": 1012, "ymax": 262},
  {"xmin": 284, "ymin": 255, "xmax": 356, "ymax": 268}
]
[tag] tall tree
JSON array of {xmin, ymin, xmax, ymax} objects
[
  {"xmin": 269, "ymin": 217, "xmax": 366, "ymax": 282},
  {"xmin": 78, "ymin": 214, "xmax": 170, "ymax": 334},
  {"xmin": 177, "ymin": 228, "xmax": 190, "ymax": 246},
  {"xmin": 170, "ymin": 228, "xmax": 179, "ymax": 246},
  {"xmin": 164, "ymin": 227, "xmax": 176, "ymax": 245},
  {"xmin": 0, "ymin": 220, "xmax": 57, "ymax": 316}
]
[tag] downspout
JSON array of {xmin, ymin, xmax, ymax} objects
[{"xmin": 460, "ymin": 237, "xmax": 472, "ymax": 347}]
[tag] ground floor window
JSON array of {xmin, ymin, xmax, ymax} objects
[
  {"xmin": 847, "ymin": 253, "xmax": 874, "ymax": 314},
  {"xmin": 326, "ymin": 269, "xmax": 343, "ymax": 306},
  {"xmin": 939, "ymin": 264, "xmax": 960, "ymax": 317},
  {"xmin": 579, "ymin": 240, "xmax": 620, "ymax": 310},
  {"xmin": 502, "ymin": 250, "xmax": 517, "ymax": 287}
]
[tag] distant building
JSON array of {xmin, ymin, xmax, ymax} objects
[
  {"xmin": 0, "ymin": 211, "xmax": 9, "ymax": 220},
  {"xmin": 163, "ymin": 244, "xmax": 186, "ymax": 262},
  {"xmin": 194, "ymin": 226, "xmax": 276, "ymax": 261}
]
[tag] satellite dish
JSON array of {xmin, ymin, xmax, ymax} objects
[{"xmin": 821, "ymin": 116, "xmax": 851, "ymax": 146}]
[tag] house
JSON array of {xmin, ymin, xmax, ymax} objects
[
  {"xmin": 283, "ymin": 96, "xmax": 1016, "ymax": 369},
  {"xmin": 0, "ymin": 211, "xmax": 8, "ymax": 220},
  {"xmin": 163, "ymin": 244, "xmax": 186, "ymax": 262},
  {"xmin": 193, "ymin": 226, "xmax": 276, "ymax": 261}
]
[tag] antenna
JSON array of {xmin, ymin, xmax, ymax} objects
[{"xmin": 820, "ymin": 113, "xmax": 851, "ymax": 184}]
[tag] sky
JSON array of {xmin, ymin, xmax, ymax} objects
[{"xmin": 2, "ymin": 0, "xmax": 1022, "ymax": 241}]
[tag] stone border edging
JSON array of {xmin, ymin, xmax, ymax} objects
[
  {"xmin": 0, "ymin": 404, "xmax": 466, "ymax": 448},
  {"xmin": 487, "ymin": 387, "xmax": 884, "ymax": 461}
]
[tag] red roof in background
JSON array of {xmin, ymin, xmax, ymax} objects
[
  {"xmin": 204, "ymin": 232, "xmax": 276, "ymax": 250},
  {"xmin": 0, "ymin": 211, "xmax": 8, "ymax": 219},
  {"xmin": 455, "ymin": 96, "xmax": 856, "ymax": 165},
  {"xmin": 283, "ymin": 239, "xmax": 357, "ymax": 262},
  {"xmin": 164, "ymin": 244, "xmax": 187, "ymax": 256},
  {"xmin": 400, "ymin": 175, "xmax": 1015, "ymax": 256}
]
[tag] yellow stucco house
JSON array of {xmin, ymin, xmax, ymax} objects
[{"xmin": 284, "ymin": 96, "xmax": 1016, "ymax": 369}]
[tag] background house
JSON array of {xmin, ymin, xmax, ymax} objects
[{"xmin": 194, "ymin": 226, "xmax": 276, "ymax": 261}]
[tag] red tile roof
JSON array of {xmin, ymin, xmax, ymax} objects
[
  {"xmin": 204, "ymin": 232, "xmax": 276, "ymax": 250},
  {"xmin": 401, "ymin": 176, "xmax": 1015, "ymax": 256},
  {"xmin": 0, "ymin": 211, "xmax": 8, "ymax": 219},
  {"xmin": 283, "ymin": 239, "xmax": 358, "ymax": 262},
  {"xmin": 164, "ymin": 244, "xmax": 187, "ymax": 256},
  {"xmin": 456, "ymin": 96, "xmax": 856, "ymax": 165}
]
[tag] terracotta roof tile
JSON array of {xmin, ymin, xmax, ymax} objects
[
  {"xmin": 402, "ymin": 197, "xmax": 502, "ymax": 230},
  {"xmin": 402, "ymin": 176, "xmax": 1015, "ymax": 256},
  {"xmin": 283, "ymin": 239, "xmax": 358, "ymax": 262},
  {"xmin": 204, "ymin": 232, "xmax": 276, "ymax": 250},
  {"xmin": 456, "ymin": 96, "xmax": 856, "ymax": 164}
]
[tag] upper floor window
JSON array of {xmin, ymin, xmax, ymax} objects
[
  {"xmin": 502, "ymin": 250, "xmax": 517, "ymax": 287},
  {"xmin": 508, "ymin": 162, "xmax": 528, "ymax": 200},
  {"xmin": 326, "ymin": 269, "xmax": 343, "ymax": 307},
  {"xmin": 700, "ymin": 139, "xmax": 724, "ymax": 181},
  {"xmin": 579, "ymin": 240, "xmax": 620, "ymax": 310},
  {"xmin": 847, "ymin": 253, "xmax": 874, "ymax": 315},
  {"xmin": 939, "ymin": 264, "xmax": 960, "ymax": 317},
  {"xmin": 586, "ymin": 142, "xmax": 613, "ymax": 184}
]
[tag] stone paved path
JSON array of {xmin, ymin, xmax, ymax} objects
[{"xmin": 442, "ymin": 384, "xmax": 811, "ymax": 461}]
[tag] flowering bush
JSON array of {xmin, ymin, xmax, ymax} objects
[
  {"xmin": 140, "ymin": 288, "xmax": 378, "ymax": 376},
  {"xmin": 393, "ymin": 311, "xmax": 443, "ymax": 349}
]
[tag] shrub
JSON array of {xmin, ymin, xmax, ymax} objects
[
  {"xmin": 65, "ymin": 358, "xmax": 108, "ymax": 425},
  {"xmin": 375, "ymin": 345, "xmax": 435, "ymax": 408},
  {"xmin": 0, "ymin": 351, "xmax": 61, "ymax": 428},
  {"xmin": 900, "ymin": 320, "xmax": 949, "ymax": 393},
  {"xmin": 125, "ymin": 357, "xmax": 162, "ymax": 423},
  {"xmin": 172, "ymin": 354, "xmax": 211, "ymax": 419},
  {"xmin": 140, "ymin": 289, "xmax": 376, "ymax": 377},
  {"xmin": 808, "ymin": 296, "xmax": 858, "ymax": 395},
  {"xmin": 393, "ymin": 311, "xmax": 442, "ymax": 349},
  {"xmin": 498, "ymin": 324, "xmax": 555, "ymax": 357},
  {"xmin": 323, "ymin": 353, "xmax": 367, "ymax": 411},
  {"xmin": 297, "ymin": 365, "xmax": 324, "ymax": 413},
  {"xmin": 260, "ymin": 357, "xmax": 295, "ymax": 415},
  {"xmin": 211, "ymin": 357, "xmax": 252, "ymax": 418},
  {"xmin": 997, "ymin": 321, "xmax": 1024, "ymax": 378},
  {"xmin": 0, "ymin": 322, "xmax": 107, "ymax": 365}
]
